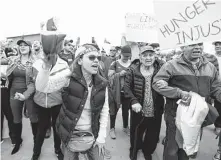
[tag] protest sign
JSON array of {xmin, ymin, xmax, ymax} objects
[
  {"xmin": 125, "ymin": 13, "xmax": 159, "ymax": 43},
  {"xmin": 154, "ymin": 0, "xmax": 221, "ymax": 49}
]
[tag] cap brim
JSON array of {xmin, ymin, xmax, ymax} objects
[
  {"xmin": 141, "ymin": 49, "xmax": 155, "ymax": 54},
  {"xmin": 17, "ymin": 40, "xmax": 27, "ymax": 45},
  {"xmin": 213, "ymin": 41, "xmax": 221, "ymax": 45}
]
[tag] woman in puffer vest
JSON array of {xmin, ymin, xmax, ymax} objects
[{"xmin": 36, "ymin": 43, "xmax": 109, "ymax": 160}]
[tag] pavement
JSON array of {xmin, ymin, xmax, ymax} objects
[{"xmin": 1, "ymin": 109, "xmax": 218, "ymax": 160}]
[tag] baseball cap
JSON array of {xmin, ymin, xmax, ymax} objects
[
  {"xmin": 64, "ymin": 39, "xmax": 73, "ymax": 46},
  {"xmin": 121, "ymin": 45, "xmax": 131, "ymax": 53},
  {"xmin": 121, "ymin": 45, "xmax": 132, "ymax": 56},
  {"xmin": 17, "ymin": 40, "xmax": 32, "ymax": 47},
  {"xmin": 140, "ymin": 45, "xmax": 155, "ymax": 54},
  {"xmin": 213, "ymin": 40, "xmax": 221, "ymax": 45}
]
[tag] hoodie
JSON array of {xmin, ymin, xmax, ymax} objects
[{"xmin": 31, "ymin": 31, "xmax": 70, "ymax": 108}]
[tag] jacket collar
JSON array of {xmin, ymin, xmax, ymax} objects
[
  {"xmin": 71, "ymin": 61, "xmax": 105, "ymax": 89},
  {"xmin": 177, "ymin": 54, "xmax": 209, "ymax": 67},
  {"xmin": 130, "ymin": 58, "xmax": 163, "ymax": 76}
]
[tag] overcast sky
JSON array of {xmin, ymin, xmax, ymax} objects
[
  {"xmin": 0, "ymin": 0, "xmax": 155, "ymax": 45},
  {"xmin": 0, "ymin": 0, "xmax": 216, "ymax": 53}
]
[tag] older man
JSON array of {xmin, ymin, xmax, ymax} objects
[
  {"xmin": 124, "ymin": 46, "xmax": 164, "ymax": 160},
  {"xmin": 153, "ymin": 43, "xmax": 221, "ymax": 160}
]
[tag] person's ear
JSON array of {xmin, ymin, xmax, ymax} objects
[
  {"xmin": 78, "ymin": 58, "xmax": 82, "ymax": 65},
  {"xmin": 201, "ymin": 45, "xmax": 204, "ymax": 51}
]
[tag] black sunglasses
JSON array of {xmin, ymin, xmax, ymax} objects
[{"xmin": 88, "ymin": 55, "xmax": 102, "ymax": 61}]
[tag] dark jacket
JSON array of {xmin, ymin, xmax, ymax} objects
[
  {"xmin": 153, "ymin": 55, "xmax": 221, "ymax": 118},
  {"xmin": 123, "ymin": 59, "xmax": 165, "ymax": 117},
  {"xmin": 203, "ymin": 52, "xmax": 219, "ymax": 74},
  {"xmin": 56, "ymin": 62, "xmax": 108, "ymax": 146}
]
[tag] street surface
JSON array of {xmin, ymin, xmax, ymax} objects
[{"xmin": 1, "ymin": 109, "xmax": 218, "ymax": 160}]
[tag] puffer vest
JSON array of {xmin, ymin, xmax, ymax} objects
[{"xmin": 56, "ymin": 64, "xmax": 108, "ymax": 146}]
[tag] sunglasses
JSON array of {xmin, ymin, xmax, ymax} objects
[
  {"xmin": 110, "ymin": 49, "xmax": 116, "ymax": 52},
  {"xmin": 88, "ymin": 55, "xmax": 102, "ymax": 61}
]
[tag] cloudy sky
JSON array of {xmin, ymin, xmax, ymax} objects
[
  {"xmin": 0, "ymin": 0, "xmax": 216, "ymax": 53},
  {"xmin": 0, "ymin": 0, "xmax": 155, "ymax": 45}
]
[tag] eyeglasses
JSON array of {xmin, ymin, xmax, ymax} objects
[
  {"xmin": 88, "ymin": 55, "xmax": 102, "ymax": 61},
  {"xmin": 110, "ymin": 49, "xmax": 116, "ymax": 52},
  {"xmin": 141, "ymin": 52, "xmax": 155, "ymax": 57}
]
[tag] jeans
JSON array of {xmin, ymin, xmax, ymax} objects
[
  {"xmin": 1, "ymin": 88, "xmax": 15, "ymax": 141},
  {"xmin": 163, "ymin": 113, "xmax": 189, "ymax": 160},
  {"xmin": 10, "ymin": 88, "xmax": 38, "ymax": 123},
  {"xmin": 62, "ymin": 144, "xmax": 104, "ymax": 160},
  {"xmin": 110, "ymin": 92, "xmax": 130, "ymax": 129},
  {"xmin": 33, "ymin": 103, "xmax": 62, "ymax": 155}
]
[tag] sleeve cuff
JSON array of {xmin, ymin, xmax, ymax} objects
[
  {"xmin": 96, "ymin": 127, "xmax": 106, "ymax": 144},
  {"xmin": 131, "ymin": 99, "xmax": 139, "ymax": 106},
  {"xmin": 177, "ymin": 89, "xmax": 183, "ymax": 98}
]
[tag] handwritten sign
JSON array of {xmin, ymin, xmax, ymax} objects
[
  {"xmin": 125, "ymin": 13, "xmax": 159, "ymax": 43},
  {"xmin": 154, "ymin": 0, "xmax": 221, "ymax": 49}
]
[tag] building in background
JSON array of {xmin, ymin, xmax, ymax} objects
[{"xmin": 7, "ymin": 33, "xmax": 40, "ymax": 46}]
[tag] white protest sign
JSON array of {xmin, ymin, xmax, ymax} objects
[
  {"xmin": 125, "ymin": 13, "xmax": 159, "ymax": 43},
  {"xmin": 154, "ymin": 0, "xmax": 221, "ymax": 49}
]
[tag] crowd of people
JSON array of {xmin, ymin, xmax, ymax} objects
[{"xmin": 1, "ymin": 27, "xmax": 221, "ymax": 160}]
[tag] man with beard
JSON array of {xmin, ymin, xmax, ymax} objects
[
  {"xmin": 153, "ymin": 42, "xmax": 221, "ymax": 160},
  {"xmin": 32, "ymin": 41, "xmax": 44, "ymax": 61}
]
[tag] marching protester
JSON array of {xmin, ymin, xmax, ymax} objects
[
  {"xmin": 30, "ymin": 32, "xmax": 67, "ymax": 160},
  {"xmin": 59, "ymin": 39, "xmax": 76, "ymax": 65},
  {"xmin": 35, "ymin": 43, "xmax": 109, "ymax": 160},
  {"xmin": 124, "ymin": 45, "xmax": 165, "ymax": 160},
  {"xmin": 109, "ymin": 46, "xmax": 118, "ymax": 62},
  {"xmin": 1, "ymin": 47, "xmax": 15, "ymax": 145},
  {"xmin": 33, "ymin": 40, "xmax": 52, "ymax": 139},
  {"xmin": 5, "ymin": 40, "xmax": 38, "ymax": 155},
  {"xmin": 153, "ymin": 42, "xmax": 221, "ymax": 160},
  {"xmin": 100, "ymin": 48, "xmax": 113, "ymax": 79},
  {"xmin": 212, "ymin": 40, "xmax": 221, "ymax": 160},
  {"xmin": 32, "ymin": 40, "xmax": 44, "ymax": 61},
  {"xmin": 108, "ymin": 45, "xmax": 132, "ymax": 139}
]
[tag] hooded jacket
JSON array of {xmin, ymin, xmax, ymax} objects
[{"xmin": 26, "ymin": 31, "xmax": 69, "ymax": 107}]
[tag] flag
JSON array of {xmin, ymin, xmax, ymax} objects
[
  {"xmin": 46, "ymin": 18, "xmax": 57, "ymax": 31},
  {"xmin": 104, "ymin": 38, "xmax": 111, "ymax": 44}
]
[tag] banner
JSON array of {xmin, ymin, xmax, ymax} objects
[
  {"xmin": 154, "ymin": 0, "xmax": 221, "ymax": 49},
  {"xmin": 125, "ymin": 13, "xmax": 158, "ymax": 43}
]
